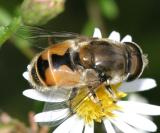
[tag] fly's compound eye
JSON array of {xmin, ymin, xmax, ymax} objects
[{"xmin": 124, "ymin": 42, "xmax": 145, "ymax": 81}]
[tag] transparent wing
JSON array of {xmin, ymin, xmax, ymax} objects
[
  {"xmin": 17, "ymin": 25, "xmax": 80, "ymax": 39},
  {"xmin": 38, "ymin": 114, "xmax": 72, "ymax": 127},
  {"xmin": 35, "ymin": 88, "xmax": 73, "ymax": 127},
  {"xmin": 37, "ymin": 87, "xmax": 92, "ymax": 127},
  {"xmin": 15, "ymin": 25, "xmax": 82, "ymax": 50},
  {"xmin": 40, "ymin": 88, "xmax": 71, "ymax": 103},
  {"xmin": 39, "ymin": 103, "xmax": 72, "ymax": 127},
  {"xmin": 43, "ymin": 101, "xmax": 68, "ymax": 111}
]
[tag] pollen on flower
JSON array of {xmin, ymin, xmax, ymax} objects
[{"xmin": 70, "ymin": 84, "xmax": 126, "ymax": 124}]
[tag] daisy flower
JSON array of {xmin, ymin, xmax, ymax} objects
[{"xmin": 22, "ymin": 28, "xmax": 160, "ymax": 133}]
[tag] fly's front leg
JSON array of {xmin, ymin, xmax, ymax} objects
[
  {"xmin": 88, "ymin": 86, "xmax": 102, "ymax": 105},
  {"xmin": 98, "ymin": 71, "xmax": 117, "ymax": 101},
  {"xmin": 104, "ymin": 80, "xmax": 117, "ymax": 102}
]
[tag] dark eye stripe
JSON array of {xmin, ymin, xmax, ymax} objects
[{"xmin": 125, "ymin": 42, "xmax": 143, "ymax": 81}]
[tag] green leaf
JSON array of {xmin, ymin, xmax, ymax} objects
[
  {"xmin": 98, "ymin": 0, "xmax": 119, "ymax": 20},
  {"xmin": 0, "ymin": 17, "xmax": 21, "ymax": 47},
  {"xmin": 81, "ymin": 20, "xmax": 95, "ymax": 36},
  {"xmin": 0, "ymin": 7, "xmax": 12, "ymax": 25},
  {"xmin": 11, "ymin": 34, "xmax": 35, "ymax": 59}
]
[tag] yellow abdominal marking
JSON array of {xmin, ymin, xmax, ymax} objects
[{"xmin": 70, "ymin": 83, "xmax": 127, "ymax": 123}]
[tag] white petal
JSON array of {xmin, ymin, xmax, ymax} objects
[
  {"xmin": 117, "ymin": 101, "xmax": 160, "ymax": 115},
  {"xmin": 119, "ymin": 78, "xmax": 157, "ymax": 92},
  {"xmin": 128, "ymin": 93, "xmax": 149, "ymax": 103},
  {"xmin": 136, "ymin": 129, "xmax": 149, "ymax": 133},
  {"xmin": 121, "ymin": 35, "xmax": 132, "ymax": 43},
  {"xmin": 53, "ymin": 115, "xmax": 77, "ymax": 133},
  {"xmin": 110, "ymin": 119, "xmax": 138, "ymax": 133},
  {"xmin": 23, "ymin": 89, "xmax": 68, "ymax": 102},
  {"xmin": 69, "ymin": 118, "xmax": 84, "ymax": 133},
  {"xmin": 84, "ymin": 123, "xmax": 94, "ymax": 133},
  {"xmin": 93, "ymin": 28, "xmax": 102, "ymax": 38},
  {"xmin": 114, "ymin": 111, "xmax": 157, "ymax": 132},
  {"xmin": 27, "ymin": 65, "xmax": 31, "ymax": 71},
  {"xmin": 23, "ymin": 71, "xmax": 30, "ymax": 81},
  {"xmin": 103, "ymin": 119, "xmax": 115, "ymax": 133},
  {"xmin": 34, "ymin": 108, "xmax": 69, "ymax": 122},
  {"xmin": 108, "ymin": 31, "xmax": 120, "ymax": 42}
]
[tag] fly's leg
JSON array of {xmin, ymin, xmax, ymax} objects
[
  {"xmin": 104, "ymin": 80, "xmax": 117, "ymax": 102},
  {"xmin": 88, "ymin": 86, "xmax": 103, "ymax": 105},
  {"xmin": 68, "ymin": 87, "xmax": 79, "ymax": 113},
  {"xmin": 69, "ymin": 87, "xmax": 78, "ymax": 100},
  {"xmin": 98, "ymin": 71, "xmax": 117, "ymax": 101}
]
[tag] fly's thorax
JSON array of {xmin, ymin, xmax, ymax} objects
[{"xmin": 79, "ymin": 40, "xmax": 127, "ymax": 83}]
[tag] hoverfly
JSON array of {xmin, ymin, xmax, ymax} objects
[{"xmin": 22, "ymin": 26, "xmax": 148, "ymax": 126}]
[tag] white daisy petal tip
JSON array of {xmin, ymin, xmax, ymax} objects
[
  {"xmin": 121, "ymin": 35, "xmax": 132, "ymax": 43},
  {"xmin": 22, "ymin": 89, "xmax": 32, "ymax": 98},
  {"xmin": 22, "ymin": 89, "xmax": 42, "ymax": 101},
  {"xmin": 114, "ymin": 111, "xmax": 157, "ymax": 132},
  {"xmin": 119, "ymin": 78, "xmax": 157, "ymax": 92},
  {"xmin": 148, "ymin": 78, "xmax": 157, "ymax": 88},
  {"xmin": 23, "ymin": 89, "xmax": 68, "ymax": 102},
  {"xmin": 118, "ymin": 101, "xmax": 160, "ymax": 116},
  {"xmin": 22, "ymin": 71, "xmax": 30, "ymax": 81},
  {"xmin": 108, "ymin": 31, "xmax": 120, "ymax": 42},
  {"xmin": 34, "ymin": 109, "xmax": 70, "ymax": 122},
  {"xmin": 140, "ymin": 78, "xmax": 157, "ymax": 90},
  {"xmin": 27, "ymin": 65, "xmax": 31, "ymax": 71},
  {"xmin": 93, "ymin": 27, "xmax": 102, "ymax": 38}
]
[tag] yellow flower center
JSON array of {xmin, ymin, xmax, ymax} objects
[{"xmin": 70, "ymin": 83, "xmax": 126, "ymax": 123}]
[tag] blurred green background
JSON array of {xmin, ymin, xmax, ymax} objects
[{"xmin": 0, "ymin": 0, "xmax": 160, "ymax": 132}]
